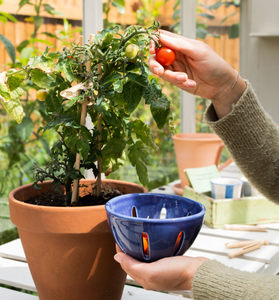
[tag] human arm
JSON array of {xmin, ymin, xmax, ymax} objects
[
  {"xmin": 114, "ymin": 246, "xmax": 279, "ymax": 299},
  {"xmin": 149, "ymin": 30, "xmax": 279, "ymax": 203},
  {"xmin": 204, "ymin": 81, "xmax": 279, "ymax": 203}
]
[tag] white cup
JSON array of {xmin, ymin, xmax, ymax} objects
[
  {"xmin": 240, "ymin": 176, "xmax": 261, "ymax": 197},
  {"xmin": 210, "ymin": 178, "xmax": 243, "ymax": 199}
]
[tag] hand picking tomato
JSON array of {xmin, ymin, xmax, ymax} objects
[
  {"xmin": 155, "ymin": 46, "xmax": 176, "ymax": 66},
  {"xmin": 36, "ymin": 89, "xmax": 48, "ymax": 101},
  {"xmin": 142, "ymin": 232, "xmax": 149, "ymax": 256},
  {"xmin": 125, "ymin": 44, "xmax": 140, "ymax": 60}
]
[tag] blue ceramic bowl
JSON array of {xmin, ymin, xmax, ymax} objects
[{"xmin": 105, "ymin": 193, "xmax": 206, "ymax": 262}]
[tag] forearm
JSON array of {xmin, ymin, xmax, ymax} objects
[
  {"xmin": 204, "ymin": 81, "xmax": 279, "ymax": 203},
  {"xmin": 193, "ymin": 260, "xmax": 279, "ymax": 300}
]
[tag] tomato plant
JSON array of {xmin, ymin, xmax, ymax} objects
[
  {"xmin": 156, "ymin": 46, "xmax": 176, "ymax": 66},
  {"xmin": 0, "ymin": 22, "xmax": 174, "ymax": 204}
]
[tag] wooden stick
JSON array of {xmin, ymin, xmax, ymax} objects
[
  {"xmin": 224, "ymin": 224, "xmax": 267, "ymax": 232},
  {"xmin": 96, "ymin": 30, "xmax": 102, "ymax": 198},
  {"xmin": 228, "ymin": 242, "xmax": 262, "ymax": 259},
  {"xmin": 225, "ymin": 240, "xmax": 269, "ymax": 249},
  {"xmin": 71, "ymin": 34, "xmax": 95, "ymax": 204}
]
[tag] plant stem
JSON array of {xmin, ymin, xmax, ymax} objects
[{"xmin": 6, "ymin": 69, "xmax": 24, "ymax": 77}]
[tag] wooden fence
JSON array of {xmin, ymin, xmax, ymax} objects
[{"xmin": 0, "ymin": 0, "xmax": 240, "ymax": 71}]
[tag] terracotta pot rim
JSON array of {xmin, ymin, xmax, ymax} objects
[
  {"xmin": 9, "ymin": 178, "xmax": 147, "ymax": 212},
  {"xmin": 172, "ymin": 133, "xmax": 221, "ymax": 141}
]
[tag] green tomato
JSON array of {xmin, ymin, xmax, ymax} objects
[
  {"xmin": 36, "ymin": 89, "xmax": 48, "ymax": 101},
  {"xmin": 125, "ymin": 44, "xmax": 140, "ymax": 60}
]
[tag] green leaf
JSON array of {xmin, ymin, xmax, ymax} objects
[
  {"xmin": 0, "ymin": 16, "xmax": 7, "ymax": 23},
  {"xmin": 150, "ymin": 93, "xmax": 171, "ymax": 130},
  {"xmin": 7, "ymin": 70, "xmax": 25, "ymax": 90},
  {"xmin": 77, "ymin": 137, "xmax": 90, "ymax": 160},
  {"xmin": 16, "ymin": 116, "xmax": 34, "ymax": 141},
  {"xmin": 127, "ymin": 73, "xmax": 148, "ymax": 87},
  {"xmin": 128, "ymin": 141, "xmax": 149, "ymax": 186},
  {"xmin": 143, "ymin": 77, "xmax": 161, "ymax": 105},
  {"xmin": 128, "ymin": 141, "xmax": 149, "ymax": 166},
  {"xmin": 197, "ymin": 13, "xmax": 215, "ymax": 20},
  {"xmin": 33, "ymin": 16, "xmax": 44, "ymax": 31},
  {"xmin": 135, "ymin": 159, "xmax": 148, "ymax": 187},
  {"xmin": 17, "ymin": 40, "xmax": 30, "ymax": 53},
  {"xmin": 20, "ymin": 47, "xmax": 34, "ymax": 61},
  {"xmin": 102, "ymin": 136, "xmax": 126, "ymax": 157},
  {"xmin": 66, "ymin": 134, "xmax": 79, "ymax": 149},
  {"xmin": 27, "ymin": 55, "xmax": 56, "ymax": 73},
  {"xmin": 16, "ymin": 0, "xmax": 32, "ymax": 13},
  {"xmin": 220, "ymin": 11, "xmax": 237, "ymax": 24},
  {"xmin": 208, "ymin": 2, "xmax": 225, "ymax": 10},
  {"xmin": 41, "ymin": 32, "xmax": 61, "ymax": 40},
  {"xmin": 0, "ymin": 12, "xmax": 18, "ymax": 23},
  {"xmin": 29, "ymin": 38, "xmax": 54, "ymax": 46},
  {"xmin": 112, "ymin": 0, "xmax": 125, "ymax": 14},
  {"xmin": 196, "ymin": 27, "xmax": 208, "ymax": 39},
  {"xmin": 96, "ymin": 102, "xmax": 120, "ymax": 127},
  {"xmin": 102, "ymin": 72, "xmax": 122, "ymax": 87},
  {"xmin": 122, "ymin": 81, "xmax": 144, "ymax": 114},
  {"xmin": 10, "ymin": 86, "xmax": 24, "ymax": 102},
  {"xmin": 228, "ymin": 23, "xmax": 239, "ymax": 39},
  {"xmin": 0, "ymin": 34, "xmax": 16, "ymax": 63},
  {"xmin": 43, "ymin": 4, "xmax": 58, "ymax": 15},
  {"xmin": 0, "ymin": 75, "xmax": 11, "ymax": 102},
  {"xmin": 31, "ymin": 69, "xmax": 63, "ymax": 89},
  {"xmin": 131, "ymin": 120, "xmax": 158, "ymax": 151},
  {"xmin": 56, "ymin": 60, "xmax": 75, "ymax": 82},
  {"xmin": 0, "ymin": 97, "xmax": 24, "ymax": 123}
]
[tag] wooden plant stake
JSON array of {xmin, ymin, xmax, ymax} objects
[
  {"xmin": 96, "ymin": 31, "xmax": 102, "ymax": 198},
  {"xmin": 71, "ymin": 34, "xmax": 95, "ymax": 204},
  {"xmin": 96, "ymin": 63, "xmax": 102, "ymax": 197}
]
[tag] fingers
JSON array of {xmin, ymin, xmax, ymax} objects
[
  {"xmin": 159, "ymin": 33, "xmax": 204, "ymax": 60},
  {"xmin": 148, "ymin": 55, "xmax": 196, "ymax": 89},
  {"xmin": 150, "ymin": 29, "xmax": 208, "ymax": 61},
  {"xmin": 150, "ymin": 30, "xmax": 183, "ymax": 54},
  {"xmin": 114, "ymin": 252, "xmax": 150, "ymax": 289}
]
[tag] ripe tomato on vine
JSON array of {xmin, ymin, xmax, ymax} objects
[{"xmin": 155, "ymin": 46, "xmax": 176, "ymax": 66}]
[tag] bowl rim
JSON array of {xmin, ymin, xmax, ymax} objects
[{"xmin": 105, "ymin": 193, "xmax": 206, "ymax": 223}]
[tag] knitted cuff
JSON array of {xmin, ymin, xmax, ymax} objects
[
  {"xmin": 204, "ymin": 81, "xmax": 278, "ymax": 153},
  {"xmin": 192, "ymin": 260, "xmax": 279, "ymax": 300}
]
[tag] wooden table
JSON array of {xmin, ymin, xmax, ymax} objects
[
  {"xmin": 1, "ymin": 178, "xmax": 279, "ymax": 299},
  {"xmin": 0, "ymin": 238, "xmax": 187, "ymax": 300}
]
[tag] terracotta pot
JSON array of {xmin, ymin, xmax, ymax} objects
[
  {"xmin": 9, "ymin": 179, "xmax": 147, "ymax": 300},
  {"xmin": 172, "ymin": 133, "xmax": 232, "ymax": 188}
]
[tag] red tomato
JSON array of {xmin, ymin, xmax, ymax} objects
[{"xmin": 155, "ymin": 46, "xmax": 176, "ymax": 66}]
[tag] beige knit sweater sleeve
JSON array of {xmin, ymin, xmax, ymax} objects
[{"xmin": 192, "ymin": 81, "xmax": 279, "ymax": 300}]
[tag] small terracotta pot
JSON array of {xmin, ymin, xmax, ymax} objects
[
  {"xmin": 172, "ymin": 133, "xmax": 232, "ymax": 188},
  {"xmin": 9, "ymin": 179, "xmax": 147, "ymax": 300}
]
